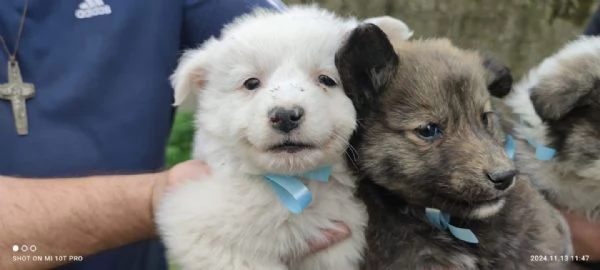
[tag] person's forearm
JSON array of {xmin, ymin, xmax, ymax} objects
[{"xmin": 0, "ymin": 172, "xmax": 164, "ymax": 270}]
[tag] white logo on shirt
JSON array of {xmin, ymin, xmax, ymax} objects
[{"xmin": 75, "ymin": 0, "xmax": 112, "ymax": 19}]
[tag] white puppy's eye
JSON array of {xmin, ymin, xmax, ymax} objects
[
  {"xmin": 243, "ymin": 78, "xmax": 261, "ymax": 90},
  {"xmin": 318, "ymin": 75, "xmax": 338, "ymax": 87}
]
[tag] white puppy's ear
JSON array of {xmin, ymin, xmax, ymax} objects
[
  {"xmin": 170, "ymin": 49, "xmax": 209, "ymax": 106},
  {"xmin": 364, "ymin": 16, "xmax": 413, "ymax": 41}
]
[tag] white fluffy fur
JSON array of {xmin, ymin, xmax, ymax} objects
[
  {"xmin": 157, "ymin": 6, "xmax": 412, "ymax": 270},
  {"xmin": 504, "ymin": 36, "xmax": 600, "ymax": 219}
]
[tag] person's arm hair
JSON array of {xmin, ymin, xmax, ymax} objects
[{"xmin": 0, "ymin": 172, "xmax": 164, "ymax": 270}]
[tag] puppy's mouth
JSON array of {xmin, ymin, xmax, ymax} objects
[
  {"xmin": 428, "ymin": 193, "xmax": 507, "ymax": 220},
  {"xmin": 267, "ymin": 141, "xmax": 316, "ymax": 153},
  {"xmin": 468, "ymin": 197, "xmax": 506, "ymax": 219}
]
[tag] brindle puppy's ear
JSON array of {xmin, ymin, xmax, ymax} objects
[
  {"xmin": 335, "ymin": 23, "xmax": 399, "ymax": 117},
  {"xmin": 530, "ymin": 77, "xmax": 600, "ymax": 121},
  {"xmin": 482, "ymin": 54, "xmax": 513, "ymax": 98}
]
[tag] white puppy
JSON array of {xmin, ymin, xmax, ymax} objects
[{"xmin": 156, "ymin": 5, "xmax": 412, "ymax": 270}]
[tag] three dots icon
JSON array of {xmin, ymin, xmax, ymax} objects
[{"xmin": 12, "ymin": 245, "xmax": 36, "ymax": 252}]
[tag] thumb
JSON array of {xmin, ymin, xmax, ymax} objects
[
  {"xmin": 168, "ymin": 159, "xmax": 211, "ymax": 187},
  {"xmin": 307, "ymin": 222, "xmax": 350, "ymax": 253},
  {"xmin": 152, "ymin": 160, "xmax": 211, "ymax": 215}
]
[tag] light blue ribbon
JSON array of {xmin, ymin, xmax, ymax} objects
[
  {"xmin": 264, "ymin": 166, "xmax": 332, "ymax": 214},
  {"xmin": 504, "ymin": 134, "xmax": 556, "ymax": 161},
  {"xmin": 425, "ymin": 208, "xmax": 479, "ymax": 244},
  {"xmin": 505, "ymin": 134, "xmax": 516, "ymax": 160},
  {"xmin": 526, "ymin": 138, "xmax": 556, "ymax": 161}
]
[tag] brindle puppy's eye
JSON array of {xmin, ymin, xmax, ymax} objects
[
  {"xmin": 243, "ymin": 78, "xmax": 261, "ymax": 90},
  {"xmin": 318, "ymin": 75, "xmax": 338, "ymax": 87},
  {"xmin": 415, "ymin": 123, "xmax": 443, "ymax": 141}
]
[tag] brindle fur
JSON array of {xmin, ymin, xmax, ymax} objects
[{"xmin": 335, "ymin": 24, "xmax": 572, "ymax": 270}]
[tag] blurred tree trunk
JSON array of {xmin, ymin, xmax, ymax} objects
[{"xmin": 285, "ymin": 0, "xmax": 597, "ymax": 76}]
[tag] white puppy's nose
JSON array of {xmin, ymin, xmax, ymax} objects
[{"xmin": 269, "ymin": 106, "xmax": 305, "ymax": 133}]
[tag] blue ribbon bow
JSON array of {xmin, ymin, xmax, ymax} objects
[
  {"xmin": 425, "ymin": 208, "xmax": 479, "ymax": 244},
  {"xmin": 504, "ymin": 134, "xmax": 556, "ymax": 161},
  {"xmin": 264, "ymin": 166, "xmax": 332, "ymax": 214},
  {"xmin": 526, "ymin": 138, "xmax": 556, "ymax": 161}
]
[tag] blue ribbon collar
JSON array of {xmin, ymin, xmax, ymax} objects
[
  {"xmin": 526, "ymin": 137, "xmax": 556, "ymax": 161},
  {"xmin": 504, "ymin": 134, "xmax": 516, "ymax": 160},
  {"xmin": 264, "ymin": 166, "xmax": 332, "ymax": 214},
  {"xmin": 425, "ymin": 208, "xmax": 479, "ymax": 244},
  {"xmin": 504, "ymin": 134, "xmax": 556, "ymax": 161}
]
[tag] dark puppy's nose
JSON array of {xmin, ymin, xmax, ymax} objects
[
  {"xmin": 486, "ymin": 170, "xmax": 517, "ymax": 190},
  {"xmin": 269, "ymin": 106, "xmax": 304, "ymax": 133}
]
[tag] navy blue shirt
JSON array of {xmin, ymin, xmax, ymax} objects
[
  {"xmin": 585, "ymin": 3, "xmax": 600, "ymax": 36},
  {"xmin": 0, "ymin": 0, "xmax": 285, "ymax": 269}
]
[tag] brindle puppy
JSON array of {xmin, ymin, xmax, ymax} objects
[{"xmin": 335, "ymin": 24, "xmax": 572, "ymax": 270}]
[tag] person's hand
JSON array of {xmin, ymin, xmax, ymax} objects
[
  {"xmin": 152, "ymin": 160, "xmax": 351, "ymax": 254},
  {"xmin": 306, "ymin": 222, "xmax": 351, "ymax": 253},
  {"xmin": 560, "ymin": 209, "xmax": 600, "ymax": 260},
  {"xmin": 152, "ymin": 159, "xmax": 211, "ymax": 212}
]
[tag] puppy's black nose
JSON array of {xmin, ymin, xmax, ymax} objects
[
  {"xmin": 486, "ymin": 170, "xmax": 517, "ymax": 190},
  {"xmin": 269, "ymin": 106, "xmax": 304, "ymax": 133}
]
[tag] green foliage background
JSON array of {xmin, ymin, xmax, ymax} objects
[{"xmin": 165, "ymin": 112, "xmax": 195, "ymax": 168}]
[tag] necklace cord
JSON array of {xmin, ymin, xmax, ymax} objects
[{"xmin": 0, "ymin": 0, "xmax": 29, "ymax": 64}]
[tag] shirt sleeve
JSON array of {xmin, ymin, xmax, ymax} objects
[
  {"xmin": 182, "ymin": 0, "xmax": 287, "ymax": 48},
  {"xmin": 583, "ymin": 5, "xmax": 600, "ymax": 36}
]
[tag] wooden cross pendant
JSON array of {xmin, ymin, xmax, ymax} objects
[{"xmin": 0, "ymin": 61, "xmax": 35, "ymax": 136}]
